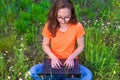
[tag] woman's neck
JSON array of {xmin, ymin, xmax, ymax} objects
[{"xmin": 59, "ymin": 24, "xmax": 68, "ymax": 32}]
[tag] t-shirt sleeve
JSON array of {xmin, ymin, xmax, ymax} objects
[
  {"xmin": 76, "ymin": 23, "xmax": 85, "ymax": 38},
  {"xmin": 42, "ymin": 22, "xmax": 52, "ymax": 38}
]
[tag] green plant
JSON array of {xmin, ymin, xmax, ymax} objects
[
  {"xmin": 84, "ymin": 26, "xmax": 119, "ymax": 79},
  {"xmin": 0, "ymin": 54, "xmax": 5, "ymax": 80},
  {"xmin": 0, "ymin": 35, "xmax": 16, "ymax": 53},
  {"xmin": 31, "ymin": 0, "xmax": 50, "ymax": 25},
  {"xmin": 0, "ymin": 0, "xmax": 119, "ymax": 80},
  {"xmin": 25, "ymin": 32, "xmax": 36, "ymax": 45}
]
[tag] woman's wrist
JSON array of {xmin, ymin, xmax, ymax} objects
[
  {"xmin": 69, "ymin": 55, "xmax": 75, "ymax": 60},
  {"xmin": 49, "ymin": 54, "xmax": 57, "ymax": 59}
]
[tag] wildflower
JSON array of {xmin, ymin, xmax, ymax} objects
[
  {"xmin": 0, "ymin": 55, "xmax": 3, "ymax": 59},
  {"xmin": 101, "ymin": 23, "xmax": 104, "ymax": 26},
  {"xmin": 19, "ymin": 78, "xmax": 23, "ymax": 80},
  {"xmin": 9, "ymin": 67, "xmax": 12, "ymax": 71},
  {"xmin": 18, "ymin": 48, "xmax": 23, "ymax": 51},
  {"xmin": 20, "ymin": 44, "xmax": 24, "ymax": 47},
  {"xmin": 25, "ymin": 71, "xmax": 31, "ymax": 79},
  {"xmin": 24, "ymin": 48, "xmax": 27, "ymax": 51},
  {"xmin": 113, "ymin": 70, "xmax": 116, "ymax": 74},
  {"xmin": 12, "ymin": 69, "xmax": 15, "ymax": 72},
  {"xmin": 116, "ymin": 25, "xmax": 120, "ymax": 30},
  {"xmin": 115, "ymin": 21, "xmax": 118, "ymax": 24},
  {"xmin": 88, "ymin": 20, "xmax": 90, "ymax": 23},
  {"xmin": 8, "ymin": 76, "xmax": 11, "ymax": 79},
  {"xmin": 82, "ymin": 20, "xmax": 85, "ymax": 24},
  {"xmin": 95, "ymin": 19, "xmax": 98, "ymax": 22},
  {"xmin": 5, "ymin": 51, "xmax": 8, "ymax": 53},
  {"xmin": 21, "ymin": 37, "xmax": 24, "ymax": 40},
  {"xmin": 19, "ymin": 72, "xmax": 22, "ymax": 76},
  {"xmin": 26, "ymin": 58, "xmax": 29, "ymax": 60},
  {"xmin": 8, "ymin": 59, "xmax": 11, "ymax": 62},
  {"xmin": 107, "ymin": 22, "xmax": 111, "ymax": 25}
]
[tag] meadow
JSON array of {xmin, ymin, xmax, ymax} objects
[{"xmin": 0, "ymin": 0, "xmax": 120, "ymax": 80}]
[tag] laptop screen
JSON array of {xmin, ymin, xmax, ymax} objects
[{"xmin": 42, "ymin": 59, "xmax": 80, "ymax": 75}]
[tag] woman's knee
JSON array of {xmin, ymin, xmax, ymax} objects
[
  {"xmin": 87, "ymin": 69, "xmax": 93, "ymax": 79},
  {"xmin": 79, "ymin": 64, "xmax": 93, "ymax": 78},
  {"xmin": 30, "ymin": 63, "xmax": 43, "ymax": 74}
]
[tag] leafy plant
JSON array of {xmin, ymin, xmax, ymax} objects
[
  {"xmin": 84, "ymin": 26, "xmax": 119, "ymax": 79},
  {"xmin": 0, "ymin": 35, "xmax": 16, "ymax": 53}
]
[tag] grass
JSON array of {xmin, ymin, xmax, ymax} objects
[
  {"xmin": 0, "ymin": 0, "xmax": 120, "ymax": 80},
  {"xmin": 84, "ymin": 23, "xmax": 119, "ymax": 80}
]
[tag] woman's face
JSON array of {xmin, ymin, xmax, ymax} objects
[{"xmin": 57, "ymin": 8, "xmax": 71, "ymax": 25}]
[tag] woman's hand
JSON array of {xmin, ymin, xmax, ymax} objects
[
  {"xmin": 51, "ymin": 56, "xmax": 62, "ymax": 69},
  {"xmin": 64, "ymin": 56, "xmax": 74, "ymax": 69}
]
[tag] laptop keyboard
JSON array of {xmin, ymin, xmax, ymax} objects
[{"xmin": 42, "ymin": 59, "xmax": 80, "ymax": 74}]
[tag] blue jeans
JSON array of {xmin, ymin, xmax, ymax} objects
[{"xmin": 30, "ymin": 64, "xmax": 92, "ymax": 80}]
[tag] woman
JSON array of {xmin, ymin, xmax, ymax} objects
[{"xmin": 30, "ymin": 0, "xmax": 92, "ymax": 80}]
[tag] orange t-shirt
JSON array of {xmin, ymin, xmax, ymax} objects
[{"xmin": 42, "ymin": 22, "xmax": 85, "ymax": 59}]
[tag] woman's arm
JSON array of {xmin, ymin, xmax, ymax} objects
[
  {"xmin": 70, "ymin": 36, "xmax": 84, "ymax": 59},
  {"xmin": 42, "ymin": 36, "xmax": 56, "ymax": 58},
  {"xmin": 64, "ymin": 36, "xmax": 84, "ymax": 69},
  {"xmin": 42, "ymin": 36, "xmax": 62, "ymax": 69}
]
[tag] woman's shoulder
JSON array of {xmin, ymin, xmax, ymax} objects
[
  {"xmin": 76, "ymin": 22, "xmax": 83, "ymax": 27},
  {"xmin": 69, "ymin": 22, "xmax": 84, "ymax": 29}
]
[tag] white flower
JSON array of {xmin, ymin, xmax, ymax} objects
[
  {"xmin": 107, "ymin": 22, "xmax": 111, "ymax": 25},
  {"xmin": 19, "ymin": 72, "xmax": 22, "ymax": 76},
  {"xmin": 18, "ymin": 48, "xmax": 22, "ymax": 51},
  {"xmin": 95, "ymin": 19, "xmax": 98, "ymax": 22},
  {"xmin": 113, "ymin": 70, "xmax": 116, "ymax": 74},
  {"xmin": 101, "ymin": 23, "xmax": 104, "ymax": 26},
  {"xmin": 9, "ymin": 67, "xmax": 12, "ymax": 71},
  {"xmin": 21, "ymin": 37, "xmax": 24, "ymax": 40},
  {"xmin": 5, "ymin": 51, "xmax": 8, "ymax": 53},
  {"xmin": 0, "ymin": 56, "xmax": 3, "ymax": 59},
  {"xmin": 25, "ymin": 71, "xmax": 31, "ymax": 79},
  {"xmin": 88, "ymin": 20, "xmax": 90, "ymax": 23},
  {"xmin": 24, "ymin": 48, "xmax": 27, "ymax": 51},
  {"xmin": 19, "ymin": 78, "xmax": 23, "ymax": 80},
  {"xmin": 20, "ymin": 44, "xmax": 24, "ymax": 47},
  {"xmin": 8, "ymin": 76, "xmax": 11, "ymax": 79}
]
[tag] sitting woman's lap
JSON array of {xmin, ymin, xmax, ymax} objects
[{"xmin": 30, "ymin": 64, "xmax": 92, "ymax": 80}]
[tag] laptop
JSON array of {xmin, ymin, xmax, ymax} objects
[{"xmin": 42, "ymin": 59, "xmax": 80, "ymax": 75}]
